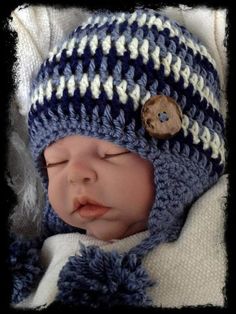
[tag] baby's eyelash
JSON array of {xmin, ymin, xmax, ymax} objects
[
  {"xmin": 44, "ymin": 160, "xmax": 68, "ymax": 168},
  {"xmin": 104, "ymin": 151, "xmax": 130, "ymax": 159}
]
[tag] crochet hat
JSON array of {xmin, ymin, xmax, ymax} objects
[{"xmin": 27, "ymin": 8, "xmax": 225, "ymax": 307}]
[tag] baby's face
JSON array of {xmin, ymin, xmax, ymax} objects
[{"xmin": 44, "ymin": 135, "xmax": 155, "ymax": 241}]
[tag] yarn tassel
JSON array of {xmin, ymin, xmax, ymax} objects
[
  {"xmin": 8, "ymin": 234, "xmax": 44, "ymax": 304},
  {"xmin": 57, "ymin": 244, "xmax": 155, "ymax": 308}
]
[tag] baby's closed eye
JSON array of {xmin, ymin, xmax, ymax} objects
[
  {"xmin": 103, "ymin": 151, "xmax": 131, "ymax": 159},
  {"xmin": 45, "ymin": 160, "xmax": 68, "ymax": 168}
]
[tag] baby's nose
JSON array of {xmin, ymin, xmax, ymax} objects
[{"xmin": 67, "ymin": 161, "xmax": 97, "ymax": 185}]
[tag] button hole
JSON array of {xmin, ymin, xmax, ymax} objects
[{"xmin": 158, "ymin": 111, "xmax": 169, "ymax": 123}]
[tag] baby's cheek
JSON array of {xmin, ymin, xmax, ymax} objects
[{"xmin": 47, "ymin": 181, "xmax": 63, "ymax": 213}]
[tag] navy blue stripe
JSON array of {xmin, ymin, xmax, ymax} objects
[{"xmin": 94, "ymin": 46, "xmax": 104, "ymax": 71}]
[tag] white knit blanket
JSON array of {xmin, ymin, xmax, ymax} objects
[{"xmin": 9, "ymin": 5, "xmax": 227, "ymax": 309}]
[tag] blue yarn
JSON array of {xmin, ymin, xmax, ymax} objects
[
  {"xmin": 107, "ymin": 21, "xmax": 116, "ymax": 34},
  {"xmin": 119, "ymin": 20, "xmax": 129, "ymax": 34},
  {"xmin": 57, "ymin": 244, "xmax": 154, "ymax": 308},
  {"xmin": 8, "ymin": 234, "xmax": 44, "ymax": 304}
]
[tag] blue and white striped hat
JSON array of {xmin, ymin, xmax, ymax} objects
[{"xmin": 28, "ymin": 9, "xmax": 225, "ymax": 307}]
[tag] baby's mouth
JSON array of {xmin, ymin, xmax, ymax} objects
[
  {"xmin": 73, "ymin": 197, "xmax": 110, "ymax": 219},
  {"xmin": 78, "ymin": 204, "xmax": 110, "ymax": 218}
]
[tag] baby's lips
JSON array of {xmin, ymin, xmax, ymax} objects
[{"xmin": 77, "ymin": 204, "xmax": 110, "ymax": 218}]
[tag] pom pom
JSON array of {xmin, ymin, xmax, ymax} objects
[
  {"xmin": 57, "ymin": 244, "xmax": 155, "ymax": 308},
  {"xmin": 8, "ymin": 234, "xmax": 44, "ymax": 304}
]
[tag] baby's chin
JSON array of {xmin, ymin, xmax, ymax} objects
[
  {"xmin": 86, "ymin": 220, "xmax": 147, "ymax": 241},
  {"xmin": 86, "ymin": 221, "xmax": 130, "ymax": 242}
]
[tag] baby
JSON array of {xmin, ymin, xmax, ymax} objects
[
  {"xmin": 44, "ymin": 134, "xmax": 155, "ymax": 241},
  {"xmin": 10, "ymin": 8, "xmax": 225, "ymax": 309}
]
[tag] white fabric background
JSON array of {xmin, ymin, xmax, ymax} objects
[{"xmin": 9, "ymin": 5, "xmax": 228, "ymax": 308}]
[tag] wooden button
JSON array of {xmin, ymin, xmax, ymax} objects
[{"xmin": 141, "ymin": 95, "xmax": 182, "ymax": 139}]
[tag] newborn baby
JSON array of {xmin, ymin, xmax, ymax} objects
[{"xmin": 9, "ymin": 8, "xmax": 225, "ymax": 308}]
